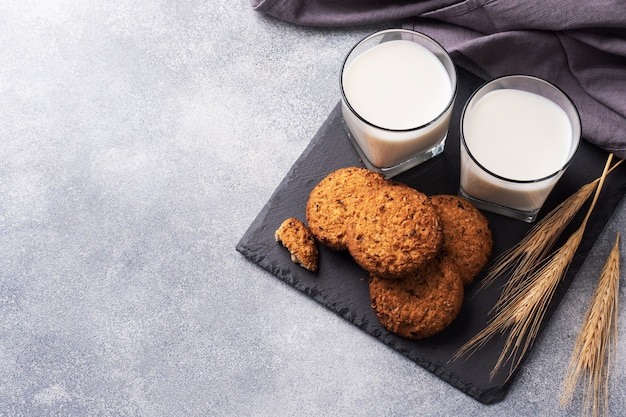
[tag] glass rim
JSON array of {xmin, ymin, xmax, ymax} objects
[
  {"xmin": 460, "ymin": 74, "xmax": 582, "ymax": 184},
  {"xmin": 340, "ymin": 28, "xmax": 458, "ymax": 133}
]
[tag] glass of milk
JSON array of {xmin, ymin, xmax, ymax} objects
[
  {"xmin": 340, "ymin": 29, "xmax": 457, "ymax": 178},
  {"xmin": 459, "ymin": 75, "xmax": 581, "ymax": 222}
]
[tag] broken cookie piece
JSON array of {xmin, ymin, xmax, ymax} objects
[{"xmin": 275, "ymin": 218, "xmax": 319, "ymax": 272}]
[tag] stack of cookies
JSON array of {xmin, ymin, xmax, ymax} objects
[{"xmin": 275, "ymin": 167, "xmax": 493, "ymax": 340}]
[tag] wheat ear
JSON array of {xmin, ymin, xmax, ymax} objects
[
  {"xmin": 485, "ymin": 181, "xmax": 596, "ymax": 313},
  {"xmin": 561, "ymin": 232, "xmax": 620, "ymax": 417},
  {"xmin": 480, "ymin": 158, "xmax": 624, "ymax": 307}
]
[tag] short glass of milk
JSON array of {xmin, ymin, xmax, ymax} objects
[
  {"xmin": 341, "ymin": 29, "xmax": 457, "ymax": 178},
  {"xmin": 459, "ymin": 75, "xmax": 581, "ymax": 222}
]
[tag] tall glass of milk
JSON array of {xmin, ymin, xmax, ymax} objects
[
  {"xmin": 341, "ymin": 29, "xmax": 457, "ymax": 178},
  {"xmin": 459, "ymin": 75, "xmax": 581, "ymax": 222}
]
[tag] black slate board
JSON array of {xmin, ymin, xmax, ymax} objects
[{"xmin": 236, "ymin": 67, "xmax": 626, "ymax": 404}]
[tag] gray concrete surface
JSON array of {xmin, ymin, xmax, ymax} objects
[{"xmin": 1, "ymin": 1, "xmax": 624, "ymax": 416}]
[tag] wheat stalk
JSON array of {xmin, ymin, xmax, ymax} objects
[
  {"xmin": 480, "ymin": 158, "xmax": 624, "ymax": 310},
  {"xmin": 454, "ymin": 154, "xmax": 617, "ymax": 381},
  {"xmin": 561, "ymin": 232, "xmax": 620, "ymax": 417},
  {"xmin": 483, "ymin": 180, "xmax": 596, "ymax": 312}
]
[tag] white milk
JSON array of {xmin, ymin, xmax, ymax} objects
[
  {"xmin": 461, "ymin": 88, "xmax": 574, "ymax": 212},
  {"xmin": 342, "ymin": 39, "xmax": 453, "ymax": 168}
]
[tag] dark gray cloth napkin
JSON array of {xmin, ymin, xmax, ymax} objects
[{"xmin": 251, "ymin": 0, "xmax": 626, "ymax": 159}]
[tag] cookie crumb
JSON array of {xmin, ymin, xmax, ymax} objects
[{"xmin": 275, "ymin": 218, "xmax": 319, "ymax": 272}]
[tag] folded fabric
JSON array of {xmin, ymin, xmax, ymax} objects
[{"xmin": 251, "ymin": 0, "xmax": 626, "ymax": 159}]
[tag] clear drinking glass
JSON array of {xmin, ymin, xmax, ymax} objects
[
  {"xmin": 459, "ymin": 75, "xmax": 581, "ymax": 222},
  {"xmin": 340, "ymin": 29, "xmax": 457, "ymax": 178}
]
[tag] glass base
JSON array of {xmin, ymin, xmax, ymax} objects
[
  {"xmin": 343, "ymin": 121, "xmax": 445, "ymax": 179},
  {"xmin": 459, "ymin": 187, "xmax": 539, "ymax": 223}
]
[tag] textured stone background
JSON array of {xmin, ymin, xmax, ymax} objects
[{"xmin": 0, "ymin": 1, "xmax": 624, "ymax": 416}]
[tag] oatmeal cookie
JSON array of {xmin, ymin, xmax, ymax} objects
[
  {"xmin": 306, "ymin": 167, "xmax": 386, "ymax": 251},
  {"xmin": 275, "ymin": 218, "xmax": 319, "ymax": 272},
  {"xmin": 346, "ymin": 183, "xmax": 443, "ymax": 279},
  {"xmin": 369, "ymin": 256, "xmax": 464, "ymax": 339},
  {"xmin": 429, "ymin": 194, "xmax": 493, "ymax": 285}
]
